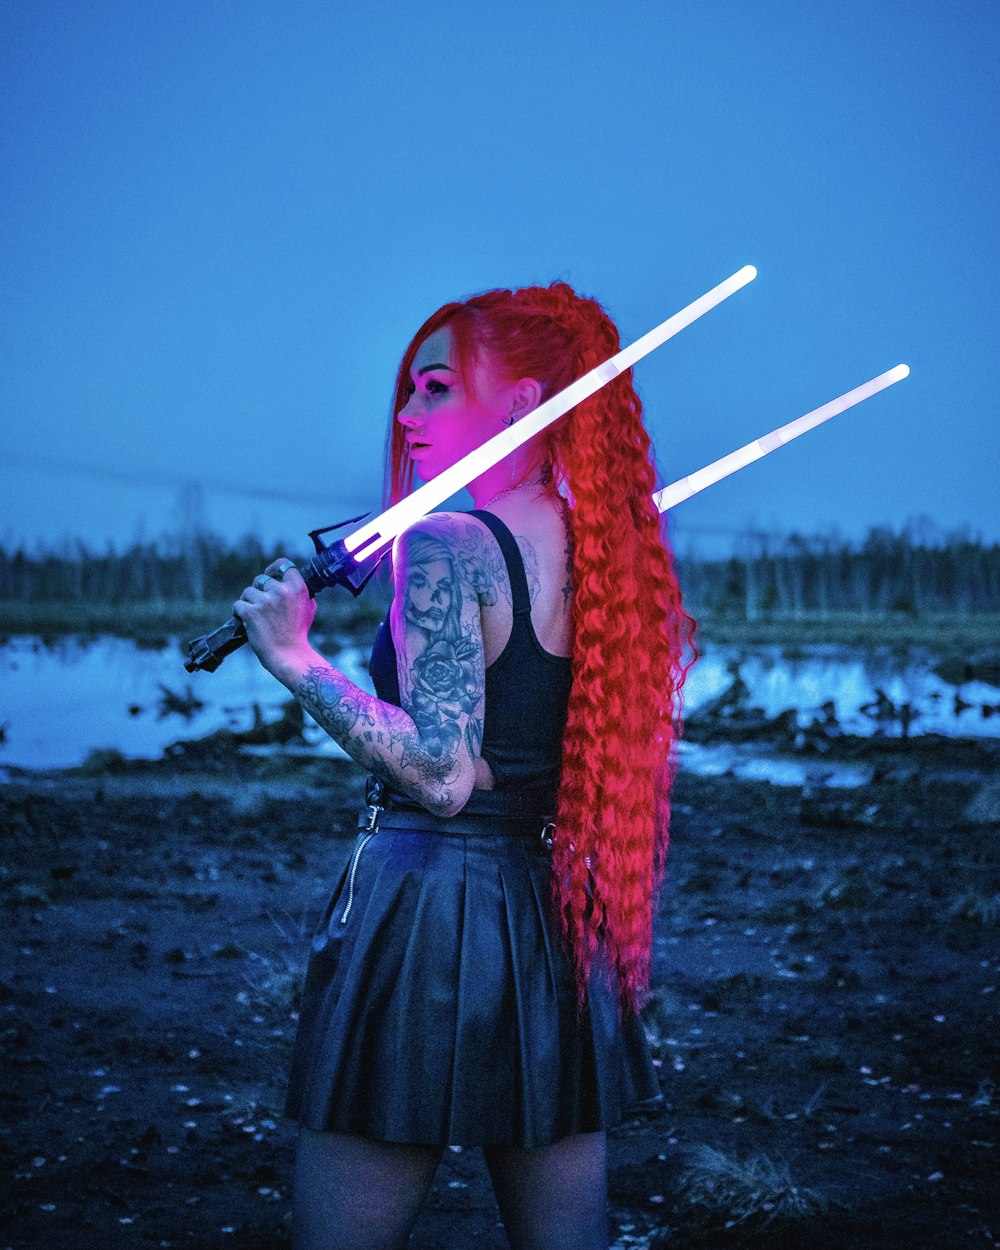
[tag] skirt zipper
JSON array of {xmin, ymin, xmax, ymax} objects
[{"xmin": 339, "ymin": 831, "xmax": 377, "ymax": 925}]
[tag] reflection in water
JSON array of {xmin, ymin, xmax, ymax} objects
[
  {"xmin": 684, "ymin": 645, "xmax": 1000, "ymax": 740},
  {"xmin": 0, "ymin": 635, "xmax": 370, "ymax": 770},
  {"xmin": 678, "ymin": 740, "xmax": 874, "ymax": 789},
  {"xmin": 0, "ymin": 636, "xmax": 997, "ymax": 775}
]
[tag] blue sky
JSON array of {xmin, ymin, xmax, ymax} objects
[{"xmin": 3, "ymin": 0, "xmax": 997, "ymax": 558}]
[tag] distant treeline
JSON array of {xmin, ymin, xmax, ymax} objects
[
  {"xmin": 0, "ymin": 533, "xmax": 278, "ymax": 606},
  {"xmin": 675, "ymin": 525, "xmax": 1000, "ymax": 617},
  {"xmin": 1, "ymin": 525, "xmax": 999, "ymax": 617}
]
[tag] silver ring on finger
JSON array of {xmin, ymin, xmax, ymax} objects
[
  {"xmin": 272, "ymin": 560, "xmax": 295, "ymax": 580},
  {"xmin": 253, "ymin": 574, "xmax": 272, "ymax": 591}
]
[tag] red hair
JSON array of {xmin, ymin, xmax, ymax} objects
[{"xmin": 386, "ymin": 282, "xmax": 695, "ymax": 1012}]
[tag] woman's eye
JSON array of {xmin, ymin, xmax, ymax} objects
[{"xmin": 404, "ymin": 377, "xmax": 449, "ymax": 399}]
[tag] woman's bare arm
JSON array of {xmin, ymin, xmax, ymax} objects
[
  {"xmin": 246, "ymin": 514, "xmax": 488, "ymax": 817},
  {"xmin": 388, "ymin": 513, "xmax": 488, "ymax": 810}
]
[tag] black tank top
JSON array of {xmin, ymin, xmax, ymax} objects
[{"xmin": 368, "ymin": 510, "xmax": 573, "ymax": 791}]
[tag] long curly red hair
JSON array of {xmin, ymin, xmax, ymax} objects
[{"xmin": 386, "ymin": 282, "xmax": 695, "ymax": 1012}]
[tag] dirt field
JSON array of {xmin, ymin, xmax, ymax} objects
[{"xmin": 1, "ymin": 729, "xmax": 997, "ymax": 1249}]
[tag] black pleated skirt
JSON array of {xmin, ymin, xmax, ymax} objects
[{"xmin": 282, "ymin": 811, "xmax": 662, "ymax": 1147}]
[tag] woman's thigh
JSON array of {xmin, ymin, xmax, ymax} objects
[
  {"xmin": 292, "ymin": 1127, "xmax": 443, "ymax": 1250},
  {"xmin": 483, "ymin": 1130, "xmax": 608, "ymax": 1250}
]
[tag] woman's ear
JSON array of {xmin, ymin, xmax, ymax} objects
[{"xmin": 511, "ymin": 377, "xmax": 542, "ymax": 418}]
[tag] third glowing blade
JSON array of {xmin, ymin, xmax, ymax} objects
[{"xmin": 653, "ymin": 364, "xmax": 911, "ymax": 512}]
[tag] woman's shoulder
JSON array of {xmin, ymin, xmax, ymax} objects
[
  {"xmin": 392, "ymin": 510, "xmax": 489, "ymax": 557},
  {"xmin": 391, "ymin": 511, "xmax": 495, "ymax": 596}
]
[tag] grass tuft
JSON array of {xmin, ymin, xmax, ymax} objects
[
  {"xmin": 239, "ymin": 908, "xmax": 312, "ymax": 1016},
  {"xmin": 675, "ymin": 1143, "xmax": 827, "ymax": 1238},
  {"xmin": 240, "ymin": 957, "xmax": 303, "ymax": 1016}
]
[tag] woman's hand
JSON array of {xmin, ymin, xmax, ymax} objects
[{"xmin": 232, "ymin": 558, "xmax": 317, "ymax": 681}]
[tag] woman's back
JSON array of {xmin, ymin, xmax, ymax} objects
[
  {"xmin": 468, "ymin": 501, "xmax": 573, "ymax": 794},
  {"xmin": 471, "ymin": 492, "xmax": 573, "ymax": 666}
]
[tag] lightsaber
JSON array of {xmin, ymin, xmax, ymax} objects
[
  {"xmin": 653, "ymin": 364, "xmax": 910, "ymax": 512},
  {"xmin": 345, "ymin": 263, "xmax": 758, "ymax": 562},
  {"xmin": 185, "ymin": 264, "xmax": 757, "ymax": 670}
]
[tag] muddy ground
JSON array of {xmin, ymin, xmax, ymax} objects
[{"xmin": 1, "ymin": 728, "xmax": 997, "ymax": 1249}]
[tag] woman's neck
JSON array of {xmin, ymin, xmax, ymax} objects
[{"xmin": 468, "ymin": 458, "xmax": 550, "ymax": 510}]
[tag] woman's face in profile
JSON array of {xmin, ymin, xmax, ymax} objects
[{"xmin": 397, "ymin": 326, "xmax": 509, "ymax": 481}]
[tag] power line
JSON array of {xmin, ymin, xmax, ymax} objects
[
  {"xmin": 5, "ymin": 451, "xmax": 369, "ymax": 510},
  {"xmin": 4, "ymin": 452, "xmax": 854, "ymax": 545}
]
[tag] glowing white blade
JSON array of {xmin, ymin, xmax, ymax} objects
[
  {"xmin": 346, "ymin": 265, "xmax": 757, "ymax": 561},
  {"xmin": 653, "ymin": 364, "xmax": 910, "ymax": 511}
]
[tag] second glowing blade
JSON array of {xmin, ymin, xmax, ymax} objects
[
  {"xmin": 346, "ymin": 264, "xmax": 757, "ymax": 562},
  {"xmin": 653, "ymin": 364, "xmax": 910, "ymax": 513}
]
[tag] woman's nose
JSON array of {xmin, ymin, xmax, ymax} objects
[{"xmin": 397, "ymin": 400, "xmax": 420, "ymax": 427}]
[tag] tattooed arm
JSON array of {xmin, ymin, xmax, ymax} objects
[{"xmin": 237, "ymin": 514, "xmax": 486, "ymax": 818}]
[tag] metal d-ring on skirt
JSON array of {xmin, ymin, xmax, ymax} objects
[{"xmin": 282, "ymin": 785, "xmax": 662, "ymax": 1148}]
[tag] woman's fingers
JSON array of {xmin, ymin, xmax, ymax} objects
[
  {"xmin": 233, "ymin": 582, "xmax": 266, "ymax": 616},
  {"xmin": 233, "ymin": 560, "xmax": 313, "ymax": 633},
  {"xmin": 237, "ymin": 559, "xmax": 304, "ymax": 604},
  {"xmin": 265, "ymin": 556, "xmax": 300, "ymax": 581},
  {"xmin": 233, "ymin": 559, "xmax": 314, "ymax": 665}
]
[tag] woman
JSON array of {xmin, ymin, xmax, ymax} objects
[{"xmin": 234, "ymin": 281, "xmax": 693, "ymax": 1250}]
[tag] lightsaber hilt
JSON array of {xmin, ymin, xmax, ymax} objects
[{"xmin": 183, "ymin": 513, "xmax": 385, "ymax": 673}]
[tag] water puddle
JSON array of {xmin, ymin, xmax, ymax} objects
[
  {"xmin": 0, "ymin": 635, "xmax": 369, "ymax": 770},
  {"xmin": 678, "ymin": 741, "xmax": 872, "ymax": 789},
  {"xmin": 1, "ymin": 635, "xmax": 997, "ymax": 776},
  {"xmin": 684, "ymin": 644, "xmax": 1000, "ymax": 739}
]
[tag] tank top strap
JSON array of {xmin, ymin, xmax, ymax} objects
[{"xmin": 468, "ymin": 509, "xmax": 532, "ymax": 616}]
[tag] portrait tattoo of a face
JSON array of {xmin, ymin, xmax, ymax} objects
[{"xmin": 403, "ymin": 532, "xmax": 465, "ymax": 641}]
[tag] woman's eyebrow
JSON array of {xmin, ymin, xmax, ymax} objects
[{"xmin": 416, "ymin": 363, "xmax": 455, "ymax": 375}]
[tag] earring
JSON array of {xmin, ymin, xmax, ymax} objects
[{"xmin": 504, "ymin": 406, "xmax": 521, "ymax": 482}]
